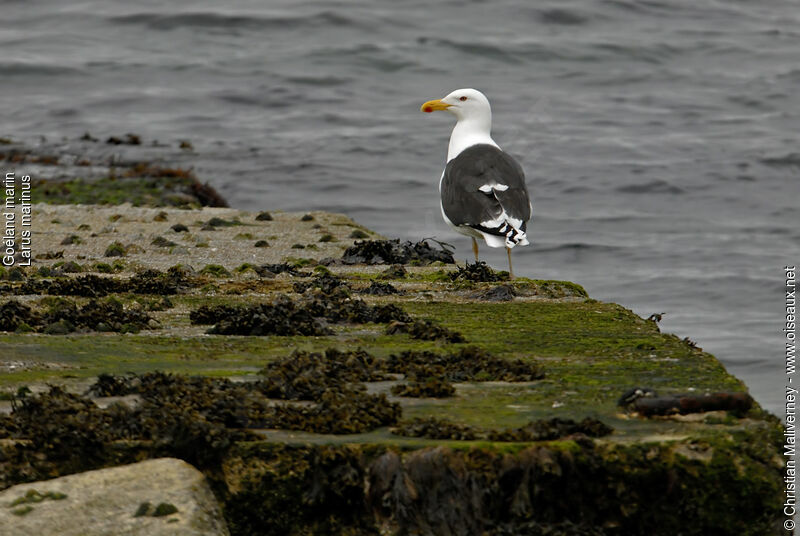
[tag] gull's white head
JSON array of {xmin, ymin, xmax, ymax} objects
[
  {"xmin": 421, "ymin": 88, "xmax": 492, "ymax": 124},
  {"xmin": 421, "ymin": 88, "xmax": 497, "ymax": 161}
]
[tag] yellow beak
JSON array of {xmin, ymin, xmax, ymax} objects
[{"xmin": 421, "ymin": 98, "xmax": 451, "ymax": 113}]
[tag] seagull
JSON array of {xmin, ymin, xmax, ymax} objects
[{"xmin": 421, "ymin": 88, "xmax": 532, "ymax": 278}]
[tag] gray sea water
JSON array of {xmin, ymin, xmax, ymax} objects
[{"xmin": 2, "ymin": 0, "xmax": 798, "ymax": 416}]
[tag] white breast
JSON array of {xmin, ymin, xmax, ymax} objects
[{"xmin": 447, "ymin": 123, "xmax": 499, "ymax": 162}]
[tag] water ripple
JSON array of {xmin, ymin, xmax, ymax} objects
[
  {"xmin": 108, "ymin": 10, "xmax": 359, "ymax": 32},
  {"xmin": 615, "ymin": 179, "xmax": 685, "ymax": 194}
]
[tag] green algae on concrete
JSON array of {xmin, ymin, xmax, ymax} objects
[
  {"xmin": 11, "ymin": 505, "xmax": 34, "ymax": 516},
  {"xmin": 31, "ymin": 167, "xmax": 228, "ymax": 209},
  {"xmin": 0, "ymin": 298, "xmax": 768, "ymax": 415},
  {"xmin": 0, "ymin": 297, "xmax": 757, "ymax": 434},
  {"xmin": 0, "ymin": 206, "xmax": 785, "ymax": 534}
]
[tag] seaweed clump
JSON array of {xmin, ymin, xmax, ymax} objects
[
  {"xmin": 197, "ymin": 298, "xmax": 327, "ymax": 336},
  {"xmin": 359, "ymin": 281, "xmax": 400, "ymax": 295},
  {"xmin": 0, "ymin": 297, "xmax": 153, "ymax": 334},
  {"xmin": 267, "ymin": 388, "xmax": 400, "ymax": 434},
  {"xmin": 293, "ymin": 273, "xmax": 350, "ymax": 294},
  {"xmin": 190, "ymin": 286, "xmax": 411, "ymax": 336},
  {"xmin": 0, "ymin": 300, "xmax": 37, "ymax": 332},
  {"xmin": 254, "ymin": 263, "xmax": 307, "ymax": 277},
  {"xmin": 488, "ymin": 417, "xmax": 613, "ymax": 442},
  {"xmin": 18, "ymin": 274, "xmax": 122, "ymax": 297},
  {"xmin": 1, "ymin": 266, "xmax": 27, "ymax": 281},
  {"xmin": 128, "ymin": 266, "xmax": 192, "ymax": 294},
  {"xmin": 0, "ymin": 381, "xmax": 254, "ymax": 472},
  {"xmin": 449, "ymin": 261, "xmax": 509, "ymax": 282},
  {"xmin": 391, "ymin": 417, "xmax": 480, "ymax": 440},
  {"xmin": 389, "ymin": 416, "xmax": 612, "ymax": 443},
  {"xmin": 2, "ymin": 387, "xmax": 117, "ymax": 466},
  {"xmin": 390, "ymin": 378, "xmax": 455, "ymax": 398},
  {"xmin": 379, "ymin": 264, "xmax": 408, "ymax": 279},
  {"xmin": 385, "ymin": 319, "xmax": 465, "ymax": 343},
  {"xmin": 86, "ymin": 372, "xmax": 137, "ymax": 397},
  {"xmin": 477, "ymin": 284, "xmax": 516, "ymax": 301},
  {"xmin": 84, "ymin": 364, "xmax": 399, "ymax": 436},
  {"xmin": 189, "ymin": 304, "xmax": 241, "ymax": 326},
  {"xmin": 390, "ymin": 365, "xmax": 456, "ymax": 398},
  {"xmin": 78, "ymin": 352, "xmax": 402, "ymax": 438},
  {"xmin": 42, "ymin": 297, "xmax": 154, "ymax": 334},
  {"xmin": 341, "ymin": 239, "xmax": 454, "ymax": 265},
  {"xmin": 204, "ymin": 217, "xmax": 240, "ymax": 228},
  {"xmin": 258, "ymin": 348, "xmax": 391, "ymax": 400},
  {"xmin": 386, "ymin": 346, "xmax": 543, "ymax": 381},
  {"xmin": 256, "ymin": 349, "xmax": 400, "ymax": 433},
  {"xmin": 13, "ymin": 267, "xmax": 193, "ymax": 297}
]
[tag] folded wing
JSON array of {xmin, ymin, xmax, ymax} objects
[{"xmin": 441, "ymin": 144, "xmax": 532, "ymax": 248}]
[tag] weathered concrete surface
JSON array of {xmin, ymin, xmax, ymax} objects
[
  {"xmin": 23, "ymin": 203, "xmax": 375, "ymax": 270},
  {"xmin": 0, "ymin": 457, "xmax": 229, "ymax": 536}
]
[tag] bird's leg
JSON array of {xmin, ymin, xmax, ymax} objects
[
  {"xmin": 506, "ymin": 247, "xmax": 515, "ymax": 279},
  {"xmin": 471, "ymin": 238, "xmax": 479, "ymax": 263}
]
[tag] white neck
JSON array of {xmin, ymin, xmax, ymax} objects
[{"xmin": 446, "ymin": 117, "xmax": 498, "ymax": 162}]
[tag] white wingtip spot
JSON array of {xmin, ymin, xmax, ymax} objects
[{"xmin": 478, "ymin": 183, "xmax": 509, "ymax": 193}]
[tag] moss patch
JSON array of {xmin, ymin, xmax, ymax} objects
[
  {"xmin": 134, "ymin": 501, "xmax": 179, "ymax": 517},
  {"xmin": 31, "ymin": 168, "xmax": 228, "ymax": 208},
  {"xmin": 104, "ymin": 242, "xmax": 127, "ymax": 257},
  {"xmin": 9, "ymin": 489, "xmax": 67, "ymax": 506}
]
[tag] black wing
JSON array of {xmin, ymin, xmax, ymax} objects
[{"xmin": 441, "ymin": 144, "xmax": 531, "ymax": 237}]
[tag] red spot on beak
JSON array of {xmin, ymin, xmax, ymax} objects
[{"xmin": 424, "ymin": 106, "xmax": 433, "ymax": 113}]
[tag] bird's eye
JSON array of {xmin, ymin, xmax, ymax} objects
[{"xmin": 459, "ymin": 96, "xmax": 468, "ymax": 101}]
